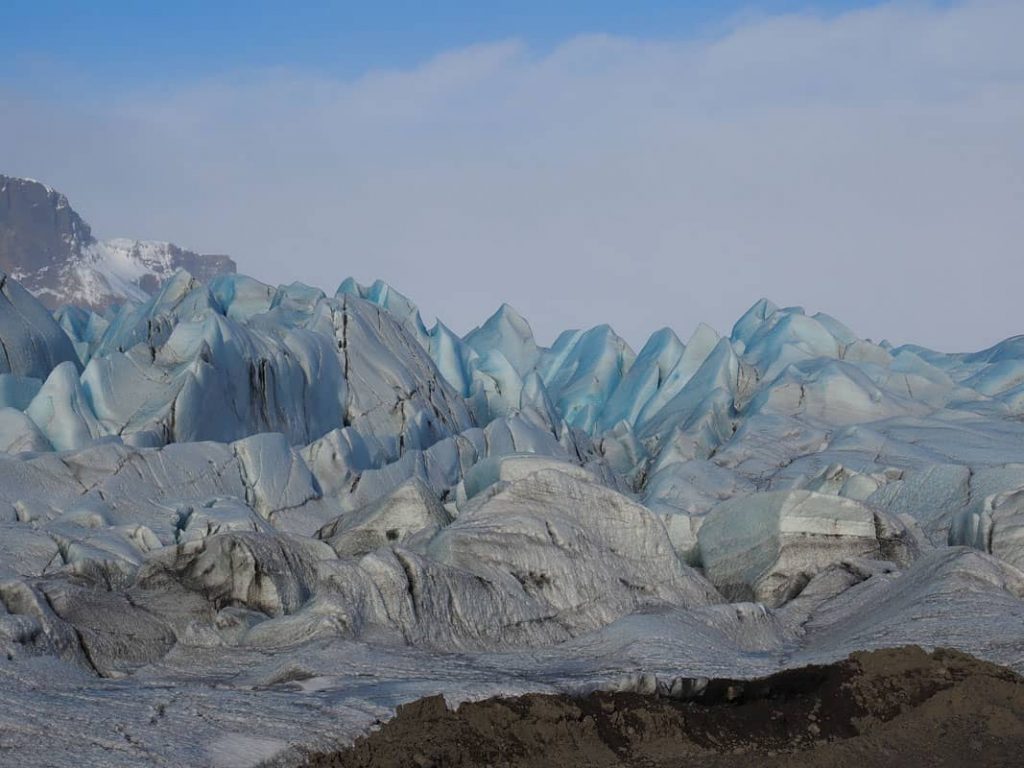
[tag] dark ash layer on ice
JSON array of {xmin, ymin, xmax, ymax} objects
[{"xmin": 308, "ymin": 646, "xmax": 1024, "ymax": 768}]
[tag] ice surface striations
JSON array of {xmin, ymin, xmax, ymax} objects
[{"xmin": 0, "ymin": 175, "xmax": 235, "ymax": 311}]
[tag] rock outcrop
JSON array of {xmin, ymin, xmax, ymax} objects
[{"xmin": 0, "ymin": 175, "xmax": 235, "ymax": 310}]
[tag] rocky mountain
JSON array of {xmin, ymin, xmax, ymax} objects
[{"xmin": 0, "ymin": 175, "xmax": 235, "ymax": 310}]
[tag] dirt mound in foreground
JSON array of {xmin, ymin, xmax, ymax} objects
[{"xmin": 307, "ymin": 647, "xmax": 1024, "ymax": 768}]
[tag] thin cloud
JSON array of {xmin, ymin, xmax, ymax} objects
[{"xmin": 1, "ymin": 0, "xmax": 1021, "ymax": 351}]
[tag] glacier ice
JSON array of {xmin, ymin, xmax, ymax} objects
[
  {"xmin": 0, "ymin": 271, "xmax": 80, "ymax": 379},
  {"xmin": 950, "ymin": 487, "xmax": 1024, "ymax": 570},
  {"xmin": 697, "ymin": 490, "xmax": 916, "ymax": 606},
  {"xmin": 317, "ymin": 478, "xmax": 452, "ymax": 557},
  {"xmin": 1, "ymin": 268, "xmax": 1024, "ymax": 765}
]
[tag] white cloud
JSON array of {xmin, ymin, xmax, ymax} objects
[{"xmin": 2, "ymin": 0, "xmax": 1022, "ymax": 351}]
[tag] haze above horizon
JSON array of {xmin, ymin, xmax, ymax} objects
[{"xmin": 2, "ymin": 0, "xmax": 1020, "ymax": 352}]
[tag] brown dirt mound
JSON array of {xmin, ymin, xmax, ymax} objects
[{"xmin": 306, "ymin": 647, "xmax": 1024, "ymax": 768}]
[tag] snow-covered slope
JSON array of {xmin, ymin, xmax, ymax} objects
[
  {"xmin": 0, "ymin": 175, "xmax": 235, "ymax": 310},
  {"xmin": 2, "ymin": 268, "xmax": 1024, "ymax": 766}
]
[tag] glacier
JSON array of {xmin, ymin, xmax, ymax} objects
[{"xmin": 2, "ymin": 269, "xmax": 1024, "ymax": 765}]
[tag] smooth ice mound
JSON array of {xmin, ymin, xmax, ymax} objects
[{"xmin": 3, "ymin": 268, "xmax": 1024, "ymax": 766}]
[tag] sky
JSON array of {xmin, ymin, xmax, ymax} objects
[{"xmin": 2, "ymin": 0, "xmax": 1021, "ymax": 352}]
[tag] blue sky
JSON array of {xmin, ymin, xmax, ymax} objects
[
  {"xmin": 2, "ymin": 1, "xmax": 1021, "ymax": 352},
  {"xmin": 5, "ymin": 1, "xmax": 878, "ymax": 87}
]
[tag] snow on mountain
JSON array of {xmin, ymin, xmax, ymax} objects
[
  {"xmin": 2, "ymin": 264, "xmax": 1024, "ymax": 766},
  {"xmin": 0, "ymin": 174, "xmax": 235, "ymax": 310}
]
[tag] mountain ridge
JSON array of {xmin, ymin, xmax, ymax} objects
[{"xmin": 0, "ymin": 174, "xmax": 235, "ymax": 311}]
